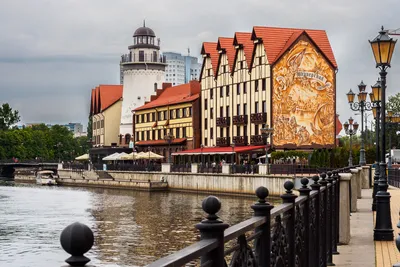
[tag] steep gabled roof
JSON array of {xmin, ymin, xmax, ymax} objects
[
  {"xmin": 216, "ymin": 37, "xmax": 235, "ymax": 75},
  {"xmin": 201, "ymin": 42, "xmax": 219, "ymax": 76},
  {"xmin": 99, "ymin": 85, "xmax": 123, "ymax": 112},
  {"xmin": 252, "ymin": 26, "xmax": 337, "ymax": 68},
  {"xmin": 135, "ymin": 81, "xmax": 200, "ymax": 111},
  {"xmin": 233, "ymin": 32, "xmax": 254, "ymax": 71}
]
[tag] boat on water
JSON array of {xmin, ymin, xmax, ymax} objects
[{"xmin": 36, "ymin": 170, "xmax": 58, "ymax": 186}]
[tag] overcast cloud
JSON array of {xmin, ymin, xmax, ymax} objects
[{"xmin": 1, "ymin": 0, "xmax": 400, "ymax": 131}]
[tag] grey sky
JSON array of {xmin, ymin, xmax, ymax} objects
[{"xmin": 0, "ymin": 0, "xmax": 399, "ymax": 132}]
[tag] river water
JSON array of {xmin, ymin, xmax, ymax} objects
[{"xmin": 0, "ymin": 181, "xmax": 264, "ymax": 267}]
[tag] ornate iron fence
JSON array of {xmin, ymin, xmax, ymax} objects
[
  {"xmin": 231, "ymin": 164, "xmax": 259, "ymax": 174},
  {"xmin": 388, "ymin": 168, "xmax": 400, "ymax": 188},
  {"xmin": 269, "ymin": 164, "xmax": 335, "ymax": 176},
  {"xmin": 199, "ymin": 165, "xmax": 222, "ymax": 174},
  {"xmin": 59, "ymin": 171, "xmax": 342, "ymax": 267},
  {"xmin": 171, "ymin": 164, "xmax": 192, "ymax": 173}
]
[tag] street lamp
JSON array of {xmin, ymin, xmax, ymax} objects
[
  {"xmin": 261, "ymin": 125, "xmax": 274, "ymax": 174},
  {"xmin": 163, "ymin": 132, "xmax": 175, "ymax": 164},
  {"xmin": 231, "ymin": 142, "xmax": 235, "ymax": 173},
  {"xmin": 371, "ymin": 79, "xmax": 382, "ymax": 212},
  {"xmin": 346, "ymin": 81, "xmax": 374, "ymax": 165},
  {"xmin": 343, "ymin": 118, "xmax": 359, "ymax": 167},
  {"xmin": 370, "ymin": 26, "xmax": 397, "ymax": 241}
]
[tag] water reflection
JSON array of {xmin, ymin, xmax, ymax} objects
[{"xmin": 0, "ymin": 181, "xmax": 276, "ymax": 267}]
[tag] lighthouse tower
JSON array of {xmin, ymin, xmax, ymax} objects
[{"xmin": 119, "ymin": 22, "xmax": 167, "ymax": 136}]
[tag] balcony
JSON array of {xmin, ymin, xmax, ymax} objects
[
  {"xmin": 216, "ymin": 137, "xmax": 230, "ymax": 147},
  {"xmin": 250, "ymin": 135, "xmax": 265, "ymax": 145},
  {"xmin": 233, "ymin": 115, "xmax": 248, "ymax": 125},
  {"xmin": 120, "ymin": 53, "xmax": 167, "ymax": 64},
  {"xmin": 216, "ymin": 117, "xmax": 230, "ymax": 127},
  {"xmin": 232, "ymin": 136, "xmax": 248, "ymax": 146},
  {"xmin": 250, "ymin": 113, "xmax": 267, "ymax": 124}
]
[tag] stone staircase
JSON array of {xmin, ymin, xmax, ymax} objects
[{"xmin": 95, "ymin": 170, "xmax": 114, "ymax": 180}]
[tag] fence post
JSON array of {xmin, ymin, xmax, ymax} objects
[
  {"xmin": 251, "ymin": 186, "xmax": 274, "ymax": 267},
  {"xmin": 332, "ymin": 170, "xmax": 340, "ymax": 255},
  {"xmin": 338, "ymin": 171, "xmax": 351, "ymax": 244},
  {"xmin": 60, "ymin": 222, "xmax": 94, "ymax": 266},
  {"xmin": 196, "ymin": 196, "xmax": 229, "ymax": 267},
  {"xmin": 299, "ymin": 177, "xmax": 311, "ymax": 267},
  {"xmin": 310, "ymin": 175, "xmax": 321, "ymax": 267},
  {"xmin": 326, "ymin": 171, "xmax": 335, "ymax": 266},
  {"xmin": 319, "ymin": 173, "xmax": 328, "ymax": 267},
  {"xmin": 394, "ymin": 211, "xmax": 400, "ymax": 266},
  {"xmin": 280, "ymin": 180, "xmax": 297, "ymax": 267}
]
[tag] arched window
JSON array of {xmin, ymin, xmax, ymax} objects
[
  {"xmin": 125, "ymin": 134, "xmax": 131, "ymax": 144},
  {"xmin": 154, "ymin": 83, "xmax": 157, "ymax": 91}
]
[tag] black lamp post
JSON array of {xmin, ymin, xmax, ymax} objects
[
  {"xmin": 261, "ymin": 125, "xmax": 274, "ymax": 174},
  {"xmin": 343, "ymin": 117, "xmax": 359, "ymax": 167},
  {"xmin": 163, "ymin": 132, "xmax": 175, "ymax": 164},
  {"xmin": 370, "ymin": 26, "xmax": 397, "ymax": 241},
  {"xmin": 346, "ymin": 81, "xmax": 373, "ymax": 165},
  {"xmin": 371, "ymin": 79, "xmax": 382, "ymax": 211},
  {"xmin": 231, "ymin": 142, "xmax": 235, "ymax": 173}
]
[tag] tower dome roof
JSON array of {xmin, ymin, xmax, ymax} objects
[{"xmin": 133, "ymin": 21, "xmax": 155, "ymax": 37}]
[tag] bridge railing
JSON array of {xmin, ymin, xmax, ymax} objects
[
  {"xmin": 59, "ymin": 170, "xmax": 345, "ymax": 267},
  {"xmin": 388, "ymin": 168, "xmax": 400, "ymax": 188}
]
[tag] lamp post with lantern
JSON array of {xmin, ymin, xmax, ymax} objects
[
  {"xmin": 164, "ymin": 132, "xmax": 175, "ymax": 164},
  {"xmin": 343, "ymin": 117, "xmax": 359, "ymax": 167},
  {"xmin": 370, "ymin": 26, "xmax": 397, "ymax": 241},
  {"xmin": 260, "ymin": 125, "xmax": 274, "ymax": 174},
  {"xmin": 370, "ymin": 79, "xmax": 382, "ymax": 211},
  {"xmin": 346, "ymin": 81, "xmax": 374, "ymax": 165}
]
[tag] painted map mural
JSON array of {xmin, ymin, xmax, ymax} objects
[{"xmin": 272, "ymin": 39, "xmax": 335, "ymax": 147}]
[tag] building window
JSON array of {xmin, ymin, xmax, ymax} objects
[
  {"xmin": 183, "ymin": 127, "xmax": 186, "ymax": 137},
  {"xmin": 243, "ymin": 82, "xmax": 247, "ymax": 94},
  {"xmin": 210, "ymin": 88, "xmax": 213, "ymax": 99},
  {"xmin": 244, "ymin": 126, "xmax": 248, "ymax": 137},
  {"xmin": 176, "ymin": 109, "xmax": 180, "ymax": 118},
  {"xmin": 136, "ymin": 115, "xmax": 140, "ymax": 123},
  {"xmin": 255, "ymin": 80, "xmax": 259, "ymax": 92},
  {"xmin": 207, "ymin": 69, "xmax": 211, "ymax": 76},
  {"xmin": 125, "ymin": 134, "xmax": 131, "ymax": 144},
  {"xmin": 101, "ymin": 120, "xmax": 104, "ymax": 128},
  {"xmin": 152, "ymin": 130, "xmax": 155, "ymax": 140},
  {"xmin": 170, "ymin": 110, "xmax": 174, "ymax": 119},
  {"xmin": 151, "ymin": 112, "xmax": 155, "ymax": 121},
  {"xmin": 220, "ymin": 106, "xmax": 223, "ymax": 117},
  {"xmin": 204, "ymin": 99, "xmax": 208, "ymax": 110},
  {"xmin": 183, "ymin": 108, "xmax": 187, "ymax": 117},
  {"xmin": 210, "ymin": 127, "xmax": 213, "ymax": 139},
  {"xmin": 139, "ymin": 51, "xmax": 144, "ymax": 62},
  {"xmin": 153, "ymin": 51, "xmax": 157, "ymax": 62},
  {"xmin": 164, "ymin": 128, "xmax": 167, "ymax": 137},
  {"xmin": 255, "ymin": 124, "xmax": 259, "ymax": 136},
  {"xmin": 237, "ymin": 83, "xmax": 240, "ymax": 94},
  {"xmin": 163, "ymin": 111, "xmax": 167, "ymax": 120},
  {"xmin": 255, "ymin": 102, "xmax": 259, "ymax": 113},
  {"xmin": 176, "ymin": 128, "xmax": 180, "ymax": 138},
  {"xmin": 240, "ymin": 61, "xmax": 243, "ymax": 69},
  {"xmin": 259, "ymin": 57, "xmax": 262, "ymax": 65},
  {"xmin": 136, "ymin": 132, "xmax": 139, "ymax": 141},
  {"xmin": 158, "ymin": 111, "xmax": 162, "ymax": 120},
  {"xmin": 205, "ymin": 118, "xmax": 208, "ymax": 130},
  {"xmin": 147, "ymin": 130, "xmax": 150, "ymax": 140},
  {"xmin": 189, "ymin": 107, "xmax": 192, "ymax": 116},
  {"xmin": 262, "ymin": 101, "xmax": 266, "ymax": 113},
  {"xmin": 237, "ymin": 104, "xmax": 240, "ymax": 116},
  {"xmin": 220, "ymin": 87, "xmax": 223, "ymax": 97},
  {"xmin": 262, "ymin": 78, "xmax": 266, "ymax": 91},
  {"xmin": 210, "ymin": 108, "xmax": 213, "ymax": 119},
  {"xmin": 244, "ymin": 103, "xmax": 247, "ymax": 115},
  {"xmin": 226, "ymin": 85, "xmax": 230, "ymax": 96},
  {"xmin": 146, "ymin": 113, "xmax": 150, "ymax": 122},
  {"xmin": 205, "ymin": 138, "xmax": 208, "ymax": 146},
  {"xmin": 226, "ymin": 106, "xmax": 230, "ymax": 117},
  {"xmin": 97, "ymin": 121, "xmax": 100, "ymax": 129},
  {"xmin": 141, "ymin": 114, "xmax": 145, "ymax": 122},
  {"xmin": 158, "ymin": 129, "xmax": 161, "ymax": 139},
  {"xmin": 220, "ymin": 127, "xmax": 223, "ymax": 137},
  {"xmin": 141, "ymin": 131, "xmax": 144, "ymax": 140},
  {"xmin": 236, "ymin": 125, "xmax": 240, "ymax": 135}
]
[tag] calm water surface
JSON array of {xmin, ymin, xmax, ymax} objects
[{"xmin": 0, "ymin": 181, "xmax": 267, "ymax": 267}]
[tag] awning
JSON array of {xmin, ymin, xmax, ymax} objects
[
  {"xmin": 75, "ymin": 154, "xmax": 89, "ymax": 160},
  {"xmin": 102, "ymin": 152, "xmax": 121, "ymax": 161},
  {"xmin": 136, "ymin": 138, "xmax": 186, "ymax": 146},
  {"xmin": 135, "ymin": 151, "xmax": 164, "ymax": 160},
  {"xmin": 120, "ymin": 152, "xmax": 139, "ymax": 160},
  {"xmin": 172, "ymin": 145, "xmax": 266, "ymax": 156}
]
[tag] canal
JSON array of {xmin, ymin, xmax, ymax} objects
[{"xmin": 0, "ymin": 181, "xmax": 267, "ymax": 267}]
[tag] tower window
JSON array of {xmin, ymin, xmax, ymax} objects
[{"xmin": 139, "ymin": 51, "xmax": 144, "ymax": 62}]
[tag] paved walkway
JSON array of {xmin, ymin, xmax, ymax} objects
[
  {"xmin": 375, "ymin": 186, "xmax": 400, "ymax": 267},
  {"xmin": 333, "ymin": 189, "xmax": 375, "ymax": 267}
]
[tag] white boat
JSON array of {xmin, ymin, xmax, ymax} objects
[{"xmin": 36, "ymin": 170, "xmax": 58, "ymax": 186}]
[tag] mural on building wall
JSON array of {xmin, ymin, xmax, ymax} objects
[{"xmin": 272, "ymin": 38, "xmax": 335, "ymax": 147}]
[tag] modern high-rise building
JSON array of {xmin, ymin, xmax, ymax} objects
[
  {"xmin": 119, "ymin": 22, "xmax": 167, "ymax": 140},
  {"xmin": 164, "ymin": 52, "xmax": 201, "ymax": 85}
]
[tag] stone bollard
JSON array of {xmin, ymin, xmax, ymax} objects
[
  {"xmin": 356, "ymin": 167, "xmax": 362, "ymax": 198},
  {"xmin": 161, "ymin": 163, "xmax": 171, "ymax": 173},
  {"xmin": 196, "ymin": 196, "xmax": 229, "ymax": 267},
  {"xmin": 350, "ymin": 168, "xmax": 359, "ymax": 212},
  {"xmin": 222, "ymin": 163, "xmax": 231, "ymax": 174},
  {"xmin": 394, "ymin": 210, "xmax": 400, "ymax": 267},
  {"xmin": 191, "ymin": 163, "xmax": 198, "ymax": 173},
  {"xmin": 362, "ymin": 165, "xmax": 370, "ymax": 189},
  {"xmin": 60, "ymin": 222, "xmax": 94, "ymax": 266},
  {"xmin": 338, "ymin": 172, "xmax": 352, "ymax": 244}
]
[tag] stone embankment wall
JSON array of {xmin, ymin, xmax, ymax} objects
[{"xmin": 56, "ymin": 170, "xmax": 293, "ymax": 196}]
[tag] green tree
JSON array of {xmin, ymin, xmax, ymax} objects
[
  {"xmin": 0, "ymin": 103, "xmax": 20, "ymax": 130},
  {"xmin": 87, "ymin": 115, "xmax": 92, "ymax": 141},
  {"xmin": 387, "ymin": 92, "xmax": 400, "ymax": 113}
]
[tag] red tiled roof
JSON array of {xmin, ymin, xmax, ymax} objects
[
  {"xmin": 135, "ymin": 81, "xmax": 200, "ymax": 111},
  {"xmin": 90, "ymin": 85, "xmax": 122, "ymax": 115},
  {"xmin": 233, "ymin": 32, "xmax": 254, "ymax": 70},
  {"xmin": 172, "ymin": 145, "xmax": 266, "ymax": 155},
  {"xmin": 136, "ymin": 138, "xmax": 187, "ymax": 146},
  {"xmin": 252, "ymin": 26, "xmax": 337, "ymax": 68},
  {"xmin": 217, "ymin": 37, "xmax": 235, "ymax": 74},
  {"xmin": 336, "ymin": 114, "xmax": 342, "ymax": 136},
  {"xmin": 201, "ymin": 42, "xmax": 219, "ymax": 76}
]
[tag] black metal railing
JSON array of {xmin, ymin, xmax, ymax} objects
[
  {"xmin": 388, "ymin": 168, "xmax": 400, "ymax": 188},
  {"xmin": 171, "ymin": 164, "xmax": 191, "ymax": 173},
  {"xmin": 62, "ymin": 163, "xmax": 87, "ymax": 171},
  {"xmin": 199, "ymin": 165, "xmax": 222, "ymax": 174},
  {"xmin": 59, "ymin": 171, "xmax": 343, "ymax": 267},
  {"xmin": 231, "ymin": 164, "xmax": 259, "ymax": 174},
  {"xmin": 269, "ymin": 164, "xmax": 335, "ymax": 176}
]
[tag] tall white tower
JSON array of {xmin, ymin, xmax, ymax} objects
[{"xmin": 119, "ymin": 22, "xmax": 167, "ymax": 136}]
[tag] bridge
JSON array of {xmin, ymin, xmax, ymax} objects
[{"xmin": 0, "ymin": 162, "xmax": 59, "ymax": 178}]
